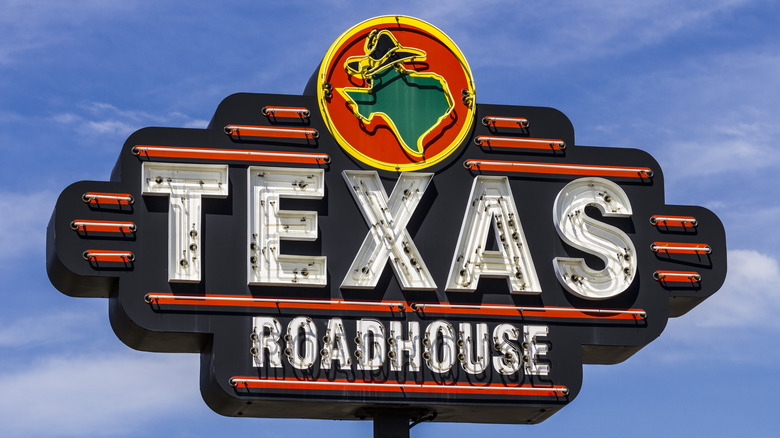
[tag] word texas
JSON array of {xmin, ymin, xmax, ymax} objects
[{"xmin": 147, "ymin": 162, "xmax": 636, "ymax": 301}]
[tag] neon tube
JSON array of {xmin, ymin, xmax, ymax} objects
[
  {"xmin": 133, "ymin": 145, "xmax": 330, "ymax": 164},
  {"xmin": 474, "ymin": 136, "xmax": 565, "ymax": 150},
  {"xmin": 464, "ymin": 160, "xmax": 653, "ymax": 178}
]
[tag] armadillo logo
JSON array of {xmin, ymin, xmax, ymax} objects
[{"xmin": 317, "ymin": 16, "xmax": 475, "ymax": 171}]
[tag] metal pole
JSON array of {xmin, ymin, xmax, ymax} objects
[{"xmin": 373, "ymin": 411, "xmax": 410, "ymax": 438}]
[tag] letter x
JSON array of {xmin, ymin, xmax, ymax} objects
[{"xmin": 341, "ymin": 170, "xmax": 436, "ymax": 290}]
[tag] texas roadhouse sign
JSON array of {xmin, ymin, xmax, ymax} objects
[{"xmin": 47, "ymin": 16, "xmax": 727, "ymax": 426}]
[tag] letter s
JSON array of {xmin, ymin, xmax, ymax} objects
[{"xmin": 553, "ymin": 178, "xmax": 636, "ymax": 299}]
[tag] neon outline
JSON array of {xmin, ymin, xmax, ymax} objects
[
  {"xmin": 317, "ymin": 15, "xmax": 476, "ymax": 172},
  {"xmin": 337, "ymin": 29, "xmax": 455, "ymax": 157}
]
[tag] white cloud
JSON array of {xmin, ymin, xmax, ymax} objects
[
  {"xmin": 50, "ymin": 101, "xmax": 212, "ymax": 148},
  {"xmin": 183, "ymin": 119, "xmax": 210, "ymax": 129},
  {"xmin": 649, "ymin": 50, "xmax": 780, "ymax": 179},
  {"xmin": 0, "ymin": 0, "xmax": 133, "ymax": 65},
  {"xmin": 0, "ymin": 352, "xmax": 200, "ymax": 437},
  {"xmin": 0, "ymin": 190, "xmax": 58, "ymax": 261},
  {"xmin": 442, "ymin": 0, "xmax": 752, "ymax": 69},
  {"xmin": 0, "ymin": 309, "xmax": 103, "ymax": 349},
  {"xmin": 643, "ymin": 249, "xmax": 780, "ymax": 364},
  {"xmin": 686, "ymin": 249, "xmax": 780, "ymax": 329},
  {"xmin": 84, "ymin": 119, "xmax": 136, "ymax": 137}
]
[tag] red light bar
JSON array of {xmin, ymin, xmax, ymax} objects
[
  {"xmin": 482, "ymin": 116, "xmax": 529, "ymax": 128},
  {"xmin": 71, "ymin": 220, "xmax": 136, "ymax": 233},
  {"xmin": 475, "ymin": 136, "xmax": 565, "ymax": 150},
  {"xmin": 464, "ymin": 160, "xmax": 653, "ymax": 179},
  {"xmin": 649, "ymin": 215, "xmax": 698, "ymax": 227},
  {"xmin": 651, "ymin": 242, "xmax": 711, "ymax": 254},
  {"xmin": 144, "ymin": 294, "xmax": 645, "ymax": 321},
  {"xmin": 229, "ymin": 376, "xmax": 569, "ymax": 397},
  {"xmin": 132, "ymin": 145, "xmax": 330, "ymax": 165},
  {"xmin": 261, "ymin": 106, "xmax": 310, "ymax": 118},
  {"xmin": 224, "ymin": 124, "xmax": 318, "ymax": 139},
  {"xmin": 82, "ymin": 250, "xmax": 135, "ymax": 262},
  {"xmin": 653, "ymin": 270, "xmax": 702, "ymax": 283},
  {"xmin": 82, "ymin": 192, "xmax": 134, "ymax": 205}
]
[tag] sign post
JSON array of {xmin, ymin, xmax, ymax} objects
[{"xmin": 47, "ymin": 16, "xmax": 726, "ymax": 429}]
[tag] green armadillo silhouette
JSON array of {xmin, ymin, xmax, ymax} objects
[{"xmin": 340, "ymin": 29, "xmax": 454, "ymax": 156}]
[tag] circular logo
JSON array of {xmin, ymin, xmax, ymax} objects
[{"xmin": 317, "ymin": 16, "xmax": 476, "ymax": 172}]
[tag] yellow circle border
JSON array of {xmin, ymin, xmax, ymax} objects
[{"xmin": 317, "ymin": 16, "xmax": 476, "ymax": 172}]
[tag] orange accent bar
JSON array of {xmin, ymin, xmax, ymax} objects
[
  {"xmin": 71, "ymin": 220, "xmax": 136, "ymax": 233},
  {"xmin": 229, "ymin": 376, "xmax": 568, "ymax": 397},
  {"xmin": 482, "ymin": 116, "xmax": 529, "ymax": 129},
  {"xmin": 144, "ymin": 293, "xmax": 645, "ymax": 321},
  {"xmin": 464, "ymin": 160, "xmax": 653, "ymax": 179},
  {"xmin": 651, "ymin": 242, "xmax": 711, "ymax": 254},
  {"xmin": 82, "ymin": 192, "xmax": 134, "ymax": 205},
  {"xmin": 650, "ymin": 215, "xmax": 698, "ymax": 227},
  {"xmin": 411, "ymin": 302, "xmax": 645, "ymax": 320},
  {"xmin": 262, "ymin": 106, "xmax": 310, "ymax": 118},
  {"xmin": 224, "ymin": 124, "xmax": 318, "ymax": 139},
  {"xmin": 82, "ymin": 250, "xmax": 134, "ymax": 262},
  {"xmin": 475, "ymin": 136, "xmax": 565, "ymax": 151},
  {"xmin": 133, "ymin": 145, "xmax": 330, "ymax": 165},
  {"xmin": 653, "ymin": 270, "xmax": 701, "ymax": 283},
  {"xmin": 145, "ymin": 294, "xmax": 405, "ymax": 313}
]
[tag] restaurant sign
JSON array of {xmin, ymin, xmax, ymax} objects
[{"xmin": 47, "ymin": 16, "xmax": 726, "ymax": 424}]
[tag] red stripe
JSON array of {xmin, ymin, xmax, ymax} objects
[
  {"xmin": 654, "ymin": 270, "xmax": 701, "ymax": 283},
  {"xmin": 262, "ymin": 106, "xmax": 310, "ymax": 118},
  {"xmin": 146, "ymin": 294, "xmax": 643, "ymax": 320},
  {"xmin": 482, "ymin": 117, "xmax": 529, "ymax": 129},
  {"xmin": 83, "ymin": 250, "xmax": 134, "ymax": 262},
  {"xmin": 225, "ymin": 125, "xmax": 317, "ymax": 139},
  {"xmin": 82, "ymin": 192, "xmax": 133, "ymax": 205},
  {"xmin": 476, "ymin": 137, "xmax": 565, "ymax": 151},
  {"xmin": 650, "ymin": 215, "xmax": 697, "ymax": 227},
  {"xmin": 133, "ymin": 145, "xmax": 328, "ymax": 164},
  {"xmin": 71, "ymin": 220, "xmax": 135, "ymax": 233},
  {"xmin": 230, "ymin": 376, "xmax": 567, "ymax": 397},
  {"xmin": 465, "ymin": 160, "xmax": 652, "ymax": 178},
  {"xmin": 651, "ymin": 242, "xmax": 711, "ymax": 254}
]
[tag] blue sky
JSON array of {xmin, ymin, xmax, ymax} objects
[{"xmin": 1, "ymin": 0, "xmax": 778, "ymax": 436}]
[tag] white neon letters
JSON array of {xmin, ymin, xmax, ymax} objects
[
  {"xmin": 341, "ymin": 171, "xmax": 436, "ymax": 290},
  {"xmin": 523, "ymin": 325, "xmax": 549, "ymax": 375},
  {"xmin": 356, "ymin": 319, "xmax": 386, "ymax": 371},
  {"xmin": 252, "ymin": 317, "xmax": 283, "ymax": 368},
  {"xmin": 552, "ymin": 177, "xmax": 636, "ymax": 299},
  {"xmin": 251, "ymin": 318, "xmax": 548, "ymax": 375},
  {"xmin": 424, "ymin": 320, "xmax": 456, "ymax": 373},
  {"xmin": 285, "ymin": 316, "xmax": 318, "ymax": 369},
  {"xmin": 458, "ymin": 323, "xmax": 490, "ymax": 374},
  {"xmin": 389, "ymin": 321, "xmax": 421, "ymax": 372},
  {"xmin": 321, "ymin": 318, "xmax": 352, "ymax": 370},
  {"xmin": 141, "ymin": 162, "xmax": 638, "ymax": 301},
  {"xmin": 248, "ymin": 167, "xmax": 326, "ymax": 286},
  {"xmin": 492, "ymin": 323, "xmax": 521, "ymax": 375},
  {"xmin": 446, "ymin": 176, "xmax": 542, "ymax": 294},
  {"xmin": 141, "ymin": 163, "xmax": 229, "ymax": 283}
]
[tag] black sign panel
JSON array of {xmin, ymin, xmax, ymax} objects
[{"xmin": 46, "ymin": 16, "xmax": 726, "ymax": 424}]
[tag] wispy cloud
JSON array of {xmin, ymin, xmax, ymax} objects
[
  {"xmin": 50, "ymin": 101, "xmax": 211, "ymax": 148},
  {"xmin": 0, "ymin": 0, "xmax": 133, "ymax": 65},
  {"xmin": 686, "ymin": 249, "xmax": 780, "ymax": 329},
  {"xmin": 0, "ymin": 309, "xmax": 103, "ymax": 349},
  {"xmin": 648, "ymin": 51, "xmax": 780, "ymax": 180},
  {"xmin": 0, "ymin": 190, "xmax": 58, "ymax": 262},
  {"xmin": 0, "ymin": 352, "xmax": 200, "ymax": 437},
  {"xmin": 639, "ymin": 248, "xmax": 780, "ymax": 365},
  {"xmin": 428, "ymin": 0, "xmax": 753, "ymax": 68}
]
